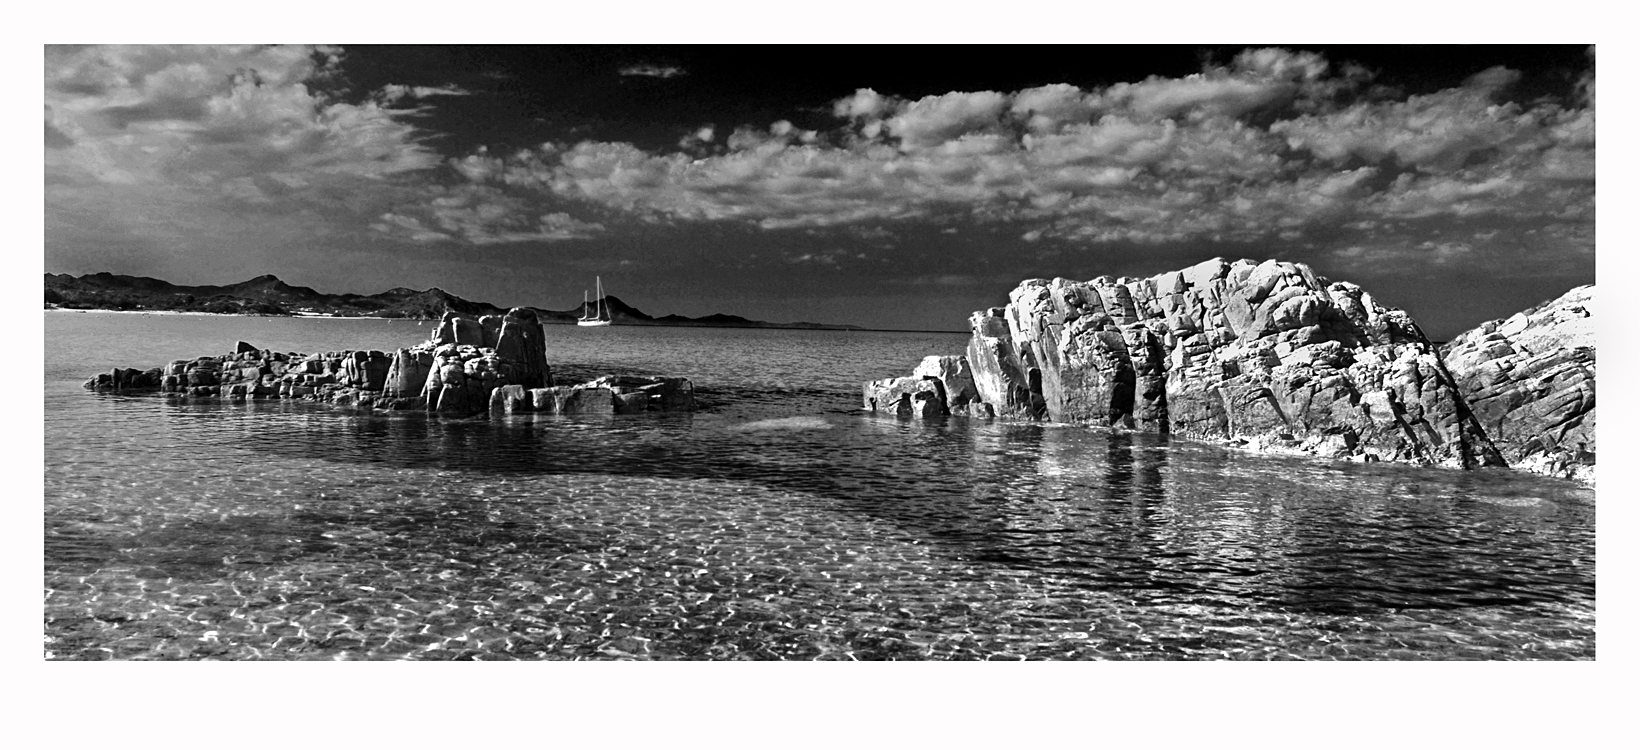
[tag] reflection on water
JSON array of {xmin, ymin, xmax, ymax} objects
[
  {"xmin": 46, "ymin": 396, "xmax": 1594, "ymax": 660},
  {"xmin": 44, "ymin": 313, "xmax": 1595, "ymax": 660}
]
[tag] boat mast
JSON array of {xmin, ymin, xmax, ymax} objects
[{"xmin": 596, "ymin": 276, "xmax": 603, "ymax": 320}]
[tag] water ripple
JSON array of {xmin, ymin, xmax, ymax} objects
[{"xmin": 44, "ymin": 314, "xmax": 1594, "ymax": 660}]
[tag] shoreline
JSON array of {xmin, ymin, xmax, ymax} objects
[
  {"xmin": 44, "ymin": 308, "xmax": 428, "ymax": 320},
  {"xmin": 42, "ymin": 307, "xmax": 961, "ymax": 333}
]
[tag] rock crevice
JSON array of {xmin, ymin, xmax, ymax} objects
[
  {"xmin": 868, "ymin": 258, "xmax": 1511, "ymax": 470},
  {"xmin": 1442, "ymin": 285, "xmax": 1595, "ymax": 481},
  {"xmin": 84, "ymin": 308, "xmax": 695, "ymax": 417}
]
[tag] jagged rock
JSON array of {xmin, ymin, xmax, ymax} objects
[
  {"xmin": 454, "ymin": 316, "xmax": 484, "ymax": 346},
  {"xmin": 583, "ymin": 375, "xmax": 696, "ymax": 413},
  {"xmin": 511, "ymin": 376, "xmax": 695, "ymax": 415},
  {"xmin": 433, "ymin": 381, "xmax": 484, "ymax": 414},
  {"xmin": 531, "ymin": 385, "xmax": 615, "ymax": 414},
  {"xmin": 489, "ymin": 383, "xmax": 529, "ymax": 414},
  {"xmin": 966, "ymin": 308, "xmax": 1044, "ymax": 419},
  {"xmin": 913, "ymin": 355, "xmax": 978, "ymax": 408},
  {"xmin": 863, "ymin": 376, "xmax": 947, "ymax": 417},
  {"xmin": 872, "ymin": 258, "xmax": 1505, "ymax": 469},
  {"xmin": 383, "ymin": 347, "xmax": 434, "ymax": 397},
  {"xmin": 342, "ymin": 350, "xmax": 392, "ymax": 391},
  {"xmin": 432, "ymin": 310, "xmax": 485, "ymax": 346},
  {"xmin": 85, "ymin": 311, "xmax": 695, "ymax": 420},
  {"xmin": 494, "ymin": 307, "xmax": 552, "ymax": 389},
  {"xmin": 950, "ymin": 401, "xmax": 995, "ymax": 419},
  {"xmin": 1443, "ymin": 285, "xmax": 1595, "ymax": 481},
  {"xmin": 84, "ymin": 366, "xmax": 163, "ymax": 391},
  {"xmin": 421, "ymin": 347, "xmax": 514, "ymax": 416},
  {"xmin": 479, "ymin": 315, "xmax": 504, "ymax": 348}
]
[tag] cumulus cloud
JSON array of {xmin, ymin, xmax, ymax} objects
[
  {"xmin": 371, "ymin": 183, "xmax": 607, "ymax": 245},
  {"xmin": 1107, "ymin": 75, "xmax": 1294, "ymax": 120},
  {"xmin": 833, "ymin": 88, "xmax": 891, "ymax": 119},
  {"xmin": 1011, "ymin": 83, "xmax": 1098, "ymax": 131},
  {"xmin": 885, "ymin": 90, "xmax": 1009, "ymax": 149},
  {"xmin": 67, "ymin": 45, "xmax": 1587, "ymax": 271},
  {"xmin": 46, "ymin": 45, "xmax": 442, "ymax": 188},
  {"xmin": 1233, "ymin": 47, "xmax": 1329, "ymax": 81},
  {"xmin": 428, "ymin": 46, "xmax": 1589, "ymax": 267},
  {"xmin": 379, "ymin": 83, "xmax": 472, "ymax": 103},
  {"xmin": 44, "ymin": 43, "xmax": 483, "ymax": 275},
  {"xmin": 619, "ymin": 63, "xmax": 686, "ymax": 79}
]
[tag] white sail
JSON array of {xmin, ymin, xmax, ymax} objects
[{"xmin": 577, "ymin": 275, "xmax": 613, "ymax": 327}]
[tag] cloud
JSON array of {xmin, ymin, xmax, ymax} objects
[
  {"xmin": 379, "ymin": 83, "xmax": 472, "ymax": 103},
  {"xmin": 1011, "ymin": 84, "xmax": 1098, "ymax": 131},
  {"xmin": 371, "ymin": 183, "xmax": 607, "ymax": 245},
  {"xmin": 430, "ymin": 46, "xmax": 1587, "ymax": 271},
  {"xmin": 69, "ymin": 45, "xmax": 1585, "ymax": 277},
  {"xmin": 1107, "ymin": 75, "xmax": 1295, "ymax": 120},
  {"xmin": 619, "ymin": 63, "xmax": 686, "ymax": 79},
  {"xmin": 45, "ymin": 44, "xmax": 480, "ymax": 279},
  {"xmin": 46, "ymin": 45, "xmax": 442, "ymax": 189},
  {"xmin": 884, "ymin": 90, "xmax": 1009, "ymax": 149},
  {"xmin": 1464, "ymin": 65, "xmax": 1522, "ymax": 92},
  {"xmin": 1232, "ymin": 47, "xmax": 1329, "ymax": 82},
  {"xmin": 1271, "ymin": 79, "xmax": 1531, "ymax": 172},
  {"xmin": 833, "ymin": 88, "xmax": 890, "ymax": 119}
]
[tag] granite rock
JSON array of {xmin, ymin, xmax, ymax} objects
[
  {"xmin": 1442, "ymin": 285, "xmax": 1595, "ymax": 481},
  {"xmin": 913, "ymin": 355, "xmax": 978, "ymax": 408},
  {"xmin": 494, "ymin": 307, "xmax": 552, "ymax": 389},
  {"xmin": 863, "ymin": 375, "xmax": 947, "ymax": 417},
  {"xmin": 870, "ymin": 258, "xmax": 1506, "ymax": 469},
  {"xmin": 514, "ymin": 376, "xmax": 696, "ymax": 416},
  {"xmin": 84, "ymin": 311, "xmax": 693, "ymax": 419}
]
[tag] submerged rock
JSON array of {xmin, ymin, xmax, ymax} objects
[
  {"xmin": 867, "ymin": 257, "xmax": 1507, "ymax": 470},
  {"xmin": 512, "ymin": 378, "xmax": 695, "ymax": 415},
  {"xmin": 1443, "ymin": 285, "xmax": 1595, "ymax": 482}
]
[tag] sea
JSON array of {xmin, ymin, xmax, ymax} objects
[{"xmin": 43, "ymin": 310, "xmax": 1596, "ymax": 660}]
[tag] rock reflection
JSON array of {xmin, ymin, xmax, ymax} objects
[
  {"xmin": 46, "ymin": 394, "xmax": 1597, "ymax": 660},
  {"xmin": 135, "ymin": 399, "xmax": 1597, "ymax": 616},
  {"xmin": 48, "ymin": 320, "xmax": 1595, "ymax": 659}
]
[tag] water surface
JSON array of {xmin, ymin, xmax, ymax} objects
[{"xmin": 44, "ymin": 311, "xmax": 1595, "ymax": 659}]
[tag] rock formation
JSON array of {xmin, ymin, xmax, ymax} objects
[
  {"xmin": 863, "ymin": 355, "xmax": 992, "ymax": 418},
  {"xmin": 84, "ymin": 308, "xmax": 695, "ymax": 416},
  {"xmin": 867, "ymin": 258, "xmax": 1507, "ymax": 470},
  {"xmin": 1442, "ymin": 285, "xmax": 1595, "ymax": 481}
]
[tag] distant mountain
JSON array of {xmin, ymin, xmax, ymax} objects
[
  {"xmin": 44, "ymin": 273, "xmax": 863, "ymax": 330},
  {"xmin": 557, "ymin": 295, "xmax": 858, "ymax": 330},
  {"xmin": 44, "ymin": 272, "xmax": 512, "ymax": 319}
]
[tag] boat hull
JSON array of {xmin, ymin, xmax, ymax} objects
[{"xmin": 576, "ymin": 320, "xmax": 612, "ymax": 327}]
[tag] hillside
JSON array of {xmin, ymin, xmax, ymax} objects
[{"xmin": 44, "ymin": 273, "xmax": 862, "ymax": 330}]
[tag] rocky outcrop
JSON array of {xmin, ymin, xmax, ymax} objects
[
  {"xmin": 867, "ymin": 258, "xmax": 1506, "ymax": 470},
  {"xmin": 862, "ymin": 355, "xmax": 992, "ymax": 418},
  {"xmin": 493, "ymin": 307, "xmax": 551, "ymax": 389},
  {"xmin": 84, "ymin": 308, "xmax": 695, "ymax": 416},
  {"xmin": 863, "ymin": 374, "xmax": 948, "ymax": 417},
  {"xmin": 1442, "ymin": 285, "xmax": 1595, "ymax": 481}
]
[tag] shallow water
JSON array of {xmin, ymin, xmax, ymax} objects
[{"xmin": 44, "ymin": 311, "xmax": 1595, "ymax": 660}]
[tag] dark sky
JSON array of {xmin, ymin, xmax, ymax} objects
[{"xmin": 45, "ymin": 44, "xmax": 1594, "ymax": 337}]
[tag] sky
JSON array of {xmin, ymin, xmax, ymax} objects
[{"xmin": 43, "ymin": 44, "xmax": 1596, "ymax": 337}]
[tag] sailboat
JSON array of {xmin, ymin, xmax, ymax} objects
[{"xmin": 577, "ymin": 276, "xmax": 613, "ymax": 327}]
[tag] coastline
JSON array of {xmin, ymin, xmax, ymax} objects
[
  {"xmin": 44, "ymin": 308, "xmax": 425, "ymax": 320},
  {"xmin": 42, "ymin": 307, "xmax": 954, "ymax": 333}
]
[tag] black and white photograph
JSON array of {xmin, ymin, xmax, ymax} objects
[{"xmin": 29, "ymin": 8, "xmax": 1627, "ymax": 742}]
